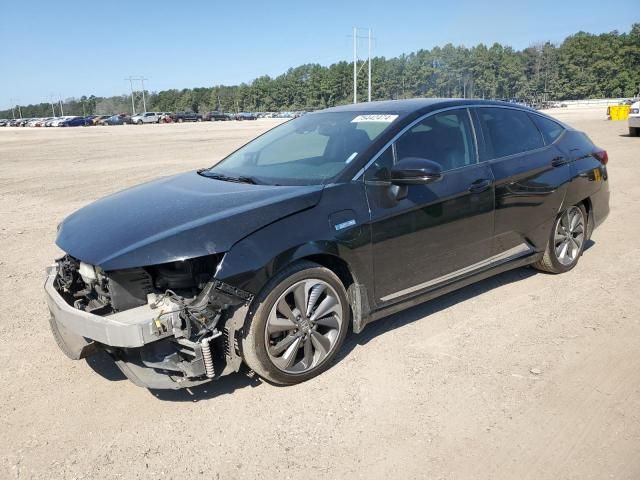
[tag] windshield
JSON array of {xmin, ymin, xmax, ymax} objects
[{"xmin": 202, "ymin": 111, "xmax": 398, "ymax": 185}]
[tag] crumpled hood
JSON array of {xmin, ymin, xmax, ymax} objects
[{"xmin": 56, "ymin": 171, "xmax": 323, "ymax": 270}]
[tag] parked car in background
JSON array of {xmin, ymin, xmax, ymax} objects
[
  {"xmin": 234, "ymin": 112, "xmax": 257, "ymax": 120},
  {"xmin": 35, "ymin": 118, "xmax": 54, "ymax": 127},
  {"xmin": 628, "ymin": 100, "xmax": 640, "ymax": 136},
  {"xmin": 158, "ymin": 112, "xmax": 173, "ymax": 123},
  {"xmin": 59, "ymin": 116, "xmax": 88, "ymax": 127},
  {"xmin": 50, "ymin": 116, "xmax": 73, "ymax": 127},
  {"xmin": 171, "ymin": 111, "xmax": 202, "ymax": 122},
  {"xmin": 101, "ymin": 114, "xmax": 131, "ymax": 126},
  {"xmin": 0, "ymin": 119, "xmax": 9, "ymax": 127},
  {"xmin": 204, "ymin": 111, "xmax": 232, "ymax": 121},
  {"xmin": 131, "ymin": 112, "xmax": 162, "ymax": 124},
  {"xmin": 87, "ymin": 115, "xmax": 111, "ymax": 126}
]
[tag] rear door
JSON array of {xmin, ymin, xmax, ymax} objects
[
  {"xmin": 365, "ymin": 108, "xmax": 495, "ymax": 305},
  {"xmin": 473, "ymin": 107, "xmax": 573, "ymax": 254}
]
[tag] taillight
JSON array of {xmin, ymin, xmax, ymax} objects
[{"xmin": 594, "ymin": 149, "xmax": 608, "ymax": 165}]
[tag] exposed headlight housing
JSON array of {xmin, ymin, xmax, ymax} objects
[{"xmin": 78, "ymin": 262, "xmax": 97, "ymax": 284}]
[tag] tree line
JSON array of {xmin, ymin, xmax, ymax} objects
[{"xmin": 3, "ymin": 24, "xmax": 639, "ymax": 119}]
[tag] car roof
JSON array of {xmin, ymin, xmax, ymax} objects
[{"xmin": 321, "ymin": 98, "xmax": 533, "ymax": 115}]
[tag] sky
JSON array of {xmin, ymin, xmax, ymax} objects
[{"xmin": 0, "ymin": 0, "xmax": 637, "ymax": 109}]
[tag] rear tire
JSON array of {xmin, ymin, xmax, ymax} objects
[
  {"xmin": 630, "ymin": 127, "xmax": 639, "ymax": 137},
  {"xmin": 242, "ymin": 261, "xmax": 350, "ymax": 385},
  {"xmin": 533, "ymin": 204, "xmax": 587, "ymax": 273}
]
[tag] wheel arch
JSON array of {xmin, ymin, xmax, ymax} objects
[
  {"xmin": 580, "ymin": 196, "xmax": 595, "ymax": 240},
  {"xmin": 217, "ymin": 240, "xmax": 372, "ymax": 334}
]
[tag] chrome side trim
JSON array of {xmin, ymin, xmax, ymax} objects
[{"xmin": 379, "ymin": 243, "xmax": 534, "ymax": 303}]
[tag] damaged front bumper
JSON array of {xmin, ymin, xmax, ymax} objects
[
  {"xmin": 45, "ymin": 266, "xmax": 174, "ymax": 349},
  {"xmin": 44, "ymin": 265, "xmax": 253, "ymax": 390}
]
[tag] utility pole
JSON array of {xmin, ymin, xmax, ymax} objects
[
  {"xmin": 353, "ymin": 27, "xmax": 357, "ymax": 104},
  {"xmin": 58, "ymin": 95, "xmax": 64, "ymax": 116},
  {"xmin": 11, "ymin": 98, "xmax": 22, "ymax": 119},
  {"xmin": 49, "ymin": 94, "xmax": 57, "ymax": 117},
  {"xmin": 125, "ymin": 77, "xmax": 136, "ymax": 115},
  {"xmin": 125, "ymin": 76, "xmax": 148, "ymax": 114},
  {"xmin": 140, "ymin": 77, "xmax": 148, "ymax": 112},
  {"xmin": 9, "ymin": 98, "xmax": 16, "ymax": 119},
  {"xmin": 351, "ymin": 27, "xmax": 374, "ymax": 104},
  {"xmin": 368, "ymin": 28, "xmax": 372, "ymax": 102}
]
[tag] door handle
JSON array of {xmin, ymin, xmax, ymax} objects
[
  {"xmin": 551, "ymin": 156, "xmax": 568, "ymax": 167},
  {"xmin": 468, "ymin": 179, "xmax": 492, "ymax": 193}
]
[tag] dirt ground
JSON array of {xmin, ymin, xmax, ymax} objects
[{"xmin": 0, "ymin": 110, "xmax": 638, "ymax": 480}]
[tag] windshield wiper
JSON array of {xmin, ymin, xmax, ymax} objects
[{"xmin": 198, "ymin": 170, "xmax": 258, "ymax": 184}]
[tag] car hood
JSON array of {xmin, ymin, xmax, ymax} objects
[{"xmin": 56, "ymin": 171, "xmax": 323, "ymax": 270}]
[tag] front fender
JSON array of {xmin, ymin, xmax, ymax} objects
[{"xmin": 214, "ymin": 182, "xmax": 373, "ymax": 312}]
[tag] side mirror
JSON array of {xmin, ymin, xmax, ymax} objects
[{"xmin": 390, "ymin": 157, "xmax": 443, "ymax": 185}]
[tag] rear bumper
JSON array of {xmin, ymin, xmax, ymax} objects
[
  {"xmin": 594, "ymin": 170, "xmax": 610, "ymax": 230},
  {"xmin": 628, "ymin": 116, "xmax": 640, "ymax": 128},
  {"xmin": 44, "ymin": 266, "xmax": 173, "ymax": 350}
]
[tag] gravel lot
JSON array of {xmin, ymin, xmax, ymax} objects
[{"xmin": 1, "ymin": 111, "xmax": 638, "ymax": 480}]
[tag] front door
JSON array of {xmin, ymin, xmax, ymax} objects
[{"xmin": 364, "ymin": 108, "xmax": 495, "ymax": 305}]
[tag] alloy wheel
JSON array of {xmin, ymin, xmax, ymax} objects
[
  {"xmin": 265, "ymin": 279, "xmax": 343, "ymax": 374},
  {"xmin": 554, "ymin": 206, "xmax": 585, "ymax": 266}
]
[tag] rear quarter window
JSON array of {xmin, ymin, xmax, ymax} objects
[
  {"xmin": 477, "ymin": 107, "xmax": 544, "ymax": 159},
  {"xmin": 529, "ymin": 114, "xmax": 565, "ymax": 145}
]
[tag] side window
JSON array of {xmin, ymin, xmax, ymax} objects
[
  {"xmin": 364, "ymin": 146, "xmax": 394, "ymax": 181},
  {"xmin": 477, "ymin": 107, "xmax": 544, "ymax": 159},
  {"xmin": 529, "ymin": 114, "xmax": 565, "ymax": 145},
  {"xmin": 395, "ymin": 109, "xmax": 476, "ymax": 171}
]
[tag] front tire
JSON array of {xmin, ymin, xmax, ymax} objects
[
  {"xmin": 533, "ymin": 204, "xmax": 587, "ymax": 273},
  {"xmin": 242, "ymin": 261, "xmax": 349, "ymax": 385}
]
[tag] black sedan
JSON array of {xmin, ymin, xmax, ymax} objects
[
  {"xmin": 101, "ymin": 114, "xmax": 131, "ymax": 126},
  {"xmin": 204, "ymin": 111, "xmax": 232, "ymax": 121},
  {"xmin": 46, "ymin": 99, "xmax": 609, "ymax": 389},
  {"xmin": 235, "ymin": 112, "xmax": 257, "ymax": 120},
  {"xmin": 171, "ymin": 111, "xmax": 203, "ymax": 123}
]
